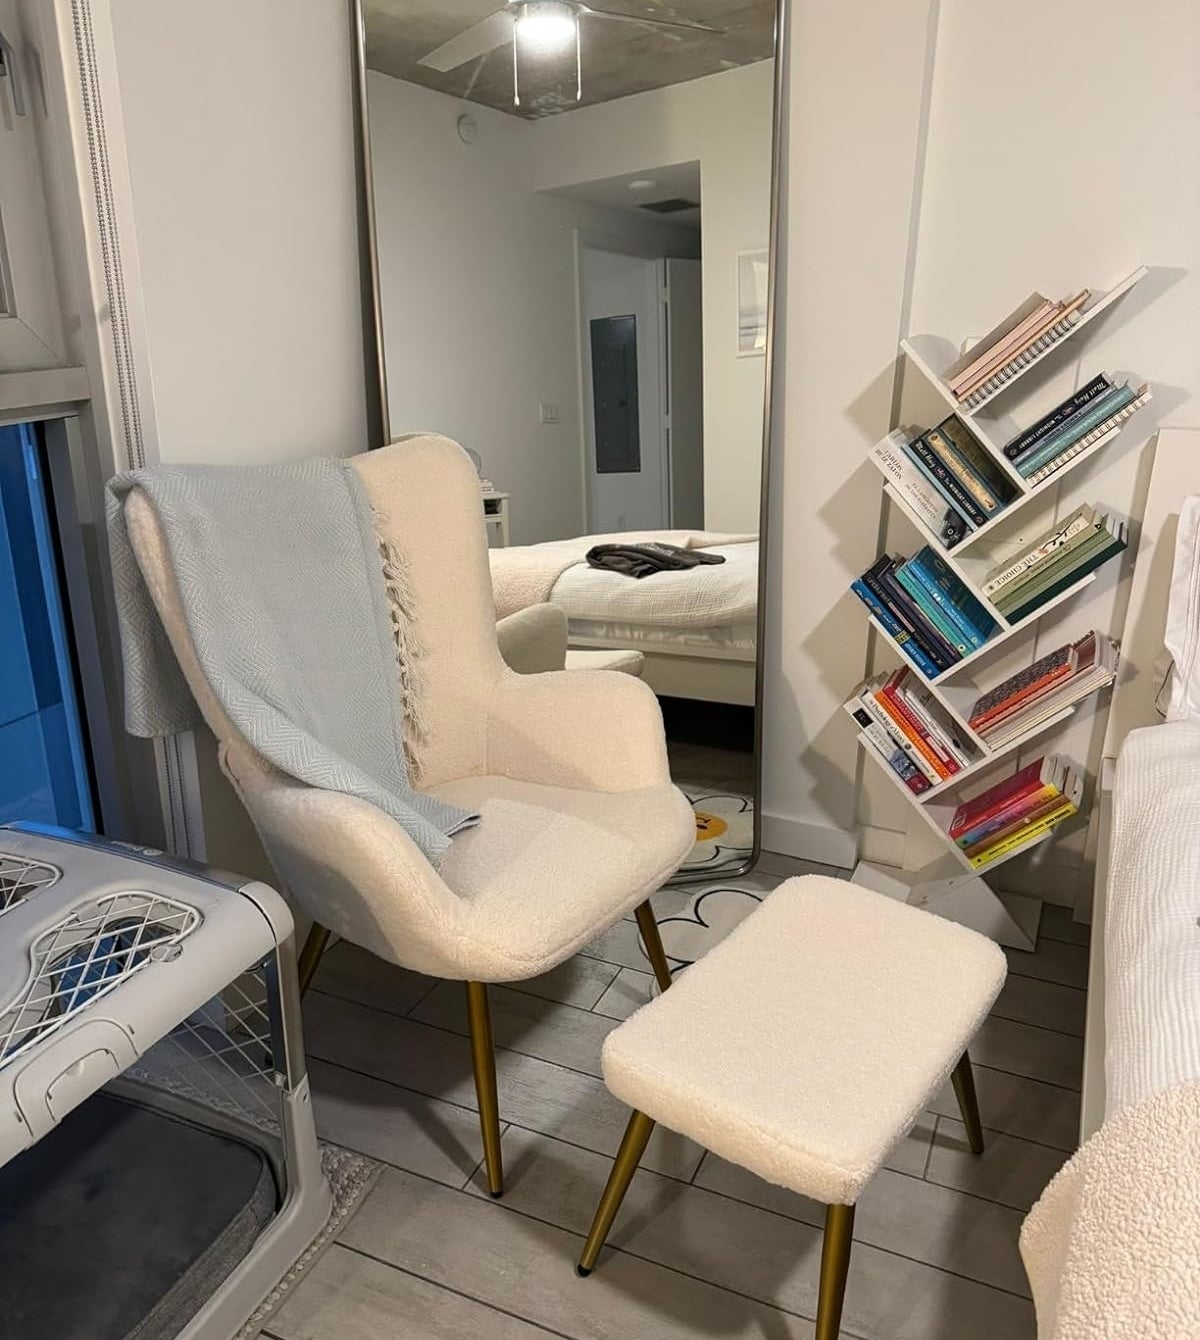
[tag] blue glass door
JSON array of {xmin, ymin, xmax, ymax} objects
[{"xmin": 0, "ymin": 423, "xmax": 95, "ymax": 829}]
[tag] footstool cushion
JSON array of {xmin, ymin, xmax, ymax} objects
[{"xmin": 602, "ymin": 874, "xmax": 1006, "ymax": 1205}]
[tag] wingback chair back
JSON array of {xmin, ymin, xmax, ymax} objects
[{"xmin": 123, "ymin": 436, "xmax": 510, "ymax": 966}]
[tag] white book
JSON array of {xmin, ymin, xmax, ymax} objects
[
  {"xmin": 856, "ymin": 682, "xmax": 942, "ymax": 784},
  {"xmin": 869, "ymin": 430, "xmax": 967, "ymax": 550}
]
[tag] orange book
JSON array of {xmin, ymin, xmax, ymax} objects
[{"xmin": 874, "ymin": 686, "xmax": 952, "ymax": 780}]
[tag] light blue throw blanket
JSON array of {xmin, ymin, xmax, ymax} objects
[{"xmin": 106, "ymin": 458, "xmax": 475, "ymax": 863}]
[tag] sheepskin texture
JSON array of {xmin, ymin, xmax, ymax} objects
[
  {"xmin": 602, "ymin": 875, "xmax": 1006, "ymax": 1206},
  {"xmin": 1020, "ymin": 1081, "xmax": 1200, "ymax": 1339},
  {"xmin": 495, "ymin": 604, "xmax": 569, "ymax": 674},
  {"xmin": 121, "ymin": 433, "xmax": 695, "ymax": 982}
]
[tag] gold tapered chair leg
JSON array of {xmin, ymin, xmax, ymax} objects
[
  {"xmin": 466, "ymin": 981, "xmax": 504, "ymax": 1197},
  {"xmin": 576, "ymin": 1109, "xmax": 655, "ymax": 1276},
  {"xmin": 634, "ymin": 901, "xmax": 674, "ymax": 993},
  {"xmin": 951, "ymin": 1049, "xmax": 985, "ymax": 1155},
  {"xmin": 296, "ymin": 923, "xmax": 331, "ymax": 996},
  {"xmin": 815, "ymin": 1203, "xmax": 855, "ymax": 1340}
]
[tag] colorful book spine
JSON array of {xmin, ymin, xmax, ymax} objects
[
  {"xmin": 924, "ymin": 425, "xmax": 1003, "ymax": 514},
  {"xmin": 1024, "ymin": 387, "xmax": 1152, "ymax": 487},
  {"xmin": 898, "ymin": 680, "xmax": 973, "ymax": 766},
  {"xmin": 850, "ymin": 578, "xmax": 941, "ymax": 680},
  {"xmin": 873, "ymin": 565, "xmax": 960, "ymax": 669},
  {"xmin": 1001, "ymin": 374, "xmax": 1112, "ymax": 461},
  {"xmin": 874, "ymin": 687, "xmax": 952, "ymax": 778},
  {"xmin": 850, "ymin": 706, "xmax": 931, "ymax": 794},
  {"xmin": 969, "ymin": 647, "xmax": 1074, "ymax": 728},
  {"xmin": 968, "ymin": 804, "xmax": 1077, "ymax": 868},
  {"xmin": 981, "ymin": 508, "xmax": 1094, "ymax": 597},
  {"xmin": 961, "ymin": 308, "xmax": 1086, "ymax": 409},
  {"xmin": 955, "ymin": 785, "xmax": 1060, "ymax": 849},
  {"xmin": 908, "ymin": 548, "xmax": 996, "ymax": 645},
  {"xmin": 906, "ymin": 437, "xmax": 989, "ymax": 527},
  {"xmin": 895, "ymin": 564, "xmax": 973, "ymax": 655},
  {"xmin": 1003, "ymin": 526, "xmax": 1127, "ymax": 624},
  {"xmin": 870, "ymin": 432, "xmax": 969, "ymax": 550},
  {"xmin": 856, "ymin": 690, "xmax": 941, "ymax": 784},
  {"xmin": 1016, "ymin": 384, "xmax": 1136, "ymax": 475},
  {"xmin": 949, "ymin": 757, "xmax": 1055, "ymax": 837}
]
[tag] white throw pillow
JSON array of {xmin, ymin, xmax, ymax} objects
[{"xmin": 1163, "ymin": 494, "xmax": 1200, "ymax": 720}]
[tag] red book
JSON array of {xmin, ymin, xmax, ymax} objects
[
  {"xmin": 949, "ymin": 757, "xmax": 1058, "ymax": 839},
  {"xmin": 961, "ymin": 794, "xmax": 1073, "ymax": 859}
]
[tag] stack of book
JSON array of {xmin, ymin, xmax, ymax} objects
[
  {"xmin": 851, "ymin": 546, "xmax": 998, "ymax": 679},
  {"xmin": 968, "ymin": 630, "xmax": 1118, "ymax": 746},
  {"xmin": 1002, "ymin": 374, "xmax": 1152, "ymax": 484},
  {"xmin": 983, "ymin": 504, "xmax": 1128, "ymax": 625},
  {"xmin": 848, "ymin": 667, "xmax": 975, "ymax": 795},
  {"xmin": 948, "ymin": 756, "xmax": 1083, "ymax": 869},
  {"xmin": 870, "ymin": 417, "xmax": 1018, "ymax": 551},
  {"xmin": 945, "ymin": 288, "xmax": 1092, "ymax": 410}
]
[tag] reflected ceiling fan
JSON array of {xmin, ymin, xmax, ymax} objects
[{"xmin": 419, "ymin": 1, "xmax": 723, "ymax": 107}]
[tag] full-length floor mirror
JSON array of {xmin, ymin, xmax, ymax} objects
[{"xmin": 356, "ymin": 0, "xmax": 782, "ymax": 879}]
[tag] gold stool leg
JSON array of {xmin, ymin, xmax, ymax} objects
[
  {"xmin": 951, "ymin": 1049, "xmax": 986, "ymax": 1155},
  {"xmin": 296, "ymin": 923, "xmax": 331, "ymax": 996},
  {"xmin": 634, "ymin": 901, "xmax": 674, "ymax": 993},
  {"xmin": 815, "ymin": 1203, "xmax": 855, "ymax": 1340},
  {"xmin": 576, "ymin": 1109, "xmax": 656, "ymax": 1276},
  {"xmin": 466, "ymin": 981, "xmax": 504, "ymax": 1198}
]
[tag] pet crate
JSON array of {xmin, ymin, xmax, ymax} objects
[{"xmin": 0, "ymin": 822, "xmax": 332, "ymax": 1340}]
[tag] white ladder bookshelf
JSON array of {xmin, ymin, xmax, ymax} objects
[{"xmin": 850, "ymin": 268, "xmax": 1150, "ymax": 950}]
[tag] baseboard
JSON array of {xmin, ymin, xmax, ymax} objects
[{"xmin": 760, "ymin": 812, "xmax": 859, "ymax": 871}]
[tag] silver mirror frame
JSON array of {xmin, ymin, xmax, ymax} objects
[{"xmin": 350, "ymin": 0, "xmax": 789, "ymax": 882}]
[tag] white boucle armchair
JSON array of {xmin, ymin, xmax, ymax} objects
[{"xmin": 120, "ymin": 433, "xmax": 695, "ymax": 1197}]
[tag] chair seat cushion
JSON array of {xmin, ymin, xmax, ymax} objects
[
  {"xmin": 426, "ymin": 775, "xmax": 694, "ymax": 981},
  {"xmin": 601, "ymin": 875, "xmax": 1006, "ymax": 1205}
]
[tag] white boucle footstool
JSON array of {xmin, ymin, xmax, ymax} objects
[{"xmin": 576, "ymin": 874, "xmax": 1007, "ymax": 1340}]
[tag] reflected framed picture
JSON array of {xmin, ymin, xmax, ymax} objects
[{"xmin": 737, "ymin": 249, "xmax": 769, "ymax": 357}]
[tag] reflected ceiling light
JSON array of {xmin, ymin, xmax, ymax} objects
[
  {"xmin": 628, "ymin": 178, "xmax": 659, "ymax": 191},
  {"xmin": 514, "ymin": 1, "xmax": 578, "ymax": 55}
]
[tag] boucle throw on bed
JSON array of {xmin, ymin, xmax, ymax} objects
[
  {"xmin": 106, "ymin": 458, "xmax": 475, "ymax": 863},
  {"xmin": 1020, "ymin": 1080, "xmax": 1200, "ymax": 1339}
]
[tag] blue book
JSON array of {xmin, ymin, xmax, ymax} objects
[
  {"xmin": 895, "ymin": 564, "xmax": 972, "ymax": 655},
  {"xmin": 901, "ymin": 442, "xmax": 978, "ymax": 532},
  {"xmin": 874, "ymin": 566, "xmax": 959, "ymax": 668},
  {"xmin": 1016, "ymin": 383, "xmax": 1135, "ymax": 476},
  {"xmin": 850, "ymin": 578, "xmax": 940, "ymax": 679},
  {"xmin": 908, "ymin": 547, "xmax": 997, "ymax": 644}
]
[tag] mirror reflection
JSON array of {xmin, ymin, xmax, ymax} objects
[{"xmin": 363, "ymin": 0, "xmax": 777, "ymax": 876}]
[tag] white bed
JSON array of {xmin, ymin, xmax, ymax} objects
[{"xmin": 490, "ymin": 535, "xmax": 759, "ymax": 705}]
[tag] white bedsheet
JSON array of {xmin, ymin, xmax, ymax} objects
[
  {"xmin": 1105, "ymin": 719, "xmax": 1200, "ymax": 1115},
  {"xmin": 552, "ymin": 542, "xmax": 758, "ymax": 628}
]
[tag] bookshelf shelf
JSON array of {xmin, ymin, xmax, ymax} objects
[
  {"xmin": 901, "ymin": 266, "xmax": 1147, "ymax": 419},
  {"xmin": 846, "ymin": 266, "xmax": 1149, "ymax": 950}
]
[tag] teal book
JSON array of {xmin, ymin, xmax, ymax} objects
[
  {"xmin": 1016, "ymin": 384, "xmax": 1135, "ymax": 476},
  {"xmin": 1005, "ymin": 526, "xmax": 1128, "ymax": 623},
  {"xmin": 908, "ymin": 547, "xmax": 996, "ymax": 645},
  {"xmin": 895, "ymin": 564, "xmax": 972, "ymax": 654}
]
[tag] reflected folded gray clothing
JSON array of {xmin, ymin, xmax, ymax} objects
[
  {"xmin": 105, "ymin": 457, "xmax": 475, "ymax": 864},
  {"xmin": 585, "ymin": 541, "xmax": 728, "ymax": 580}
]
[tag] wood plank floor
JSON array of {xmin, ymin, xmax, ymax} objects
[{"xmin": 256, "ymin": 880, "xmax": 1085, "ymax": 1340}]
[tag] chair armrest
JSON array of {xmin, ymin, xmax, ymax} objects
[
  {"xmin": 486, "ymin": 668, "xmax": 671, "ymax": 792},
  {"xmin": 495, "ymin": 603, "xmax": 568, "ymax": 674}
]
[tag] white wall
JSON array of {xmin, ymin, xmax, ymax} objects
[
  {"xmin": 105, "ymin": 0, "xmax": 369, "ymax": 876},
  {"xmin": 108, "ymin": 0, "xmax": 368, "ymax": 466},
  {"xmin": 367, "ymin": 71, "xmax": 689, "ymax": 544},
  {"xmin": 763, "ymin": 0, "xmax": 1200, "ymax": 905},
  {"xmin": 531, "ymin": 62, "xmax": 774, "ymax": 533}
]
